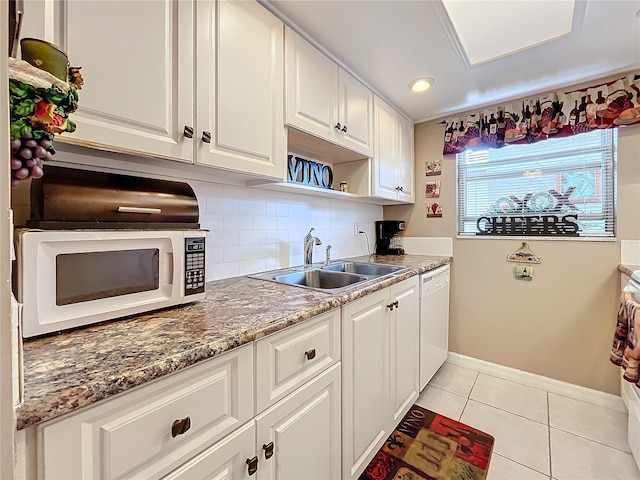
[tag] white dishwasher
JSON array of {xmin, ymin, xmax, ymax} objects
[{"xmin": 419, "ymin": 264, "xmax": 450, "ymax": 391}]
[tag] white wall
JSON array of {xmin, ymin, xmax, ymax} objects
[{"xmin": 190, "ymin": 181, "xmax": 382, "ymax": 281}]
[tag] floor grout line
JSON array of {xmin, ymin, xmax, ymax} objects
[
  {"xmin": 464, "ymin": 398, "xmax": 549, "ymax": 425},
  {"xmin": 458, "ymin": 370, "xmax": 480, "ymax": 420},
  {"xmin": 548, "ymin": 425, "xmax": 634, "ymax": 454},
  {"xmin": 492, "ymin": 452, "xmax": 552, "ymax": 478}
]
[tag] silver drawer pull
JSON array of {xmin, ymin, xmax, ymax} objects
[
  {"xmin": 117, "ymin": 206, "xmax": 162, "ymax": 214},
  {"xmin": 305, "ymin": 349, "xmax": 316, "ymax": 360}
]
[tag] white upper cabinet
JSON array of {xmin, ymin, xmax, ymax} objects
[
  {"xmin": 285, "ymin": 27, "xmax": 338, "ymax": 141},
  {"xmin": 21, "ymin": 0, "xmax": 195, "ymax": 163},
  {"xmin": 196, "ymin": 0, "xmax": 286, "ymax": 179},
  {"xmin": 285, "ymin": 27, "xmax": 373, "ymax": 158},
  {"xmin": 397, "ymin": 113, "xmax": 415, "ymax": 203},
  {"xmin": 22, "ymin": 0, "xmax": 286, "ymax": 180},
  {"xmin": 372, "ymin": 96, "xmax": 415, "ymax": 203},
  {"xmin": 338, "ymin": 69, "xmax": 374, "ymax": 156}
]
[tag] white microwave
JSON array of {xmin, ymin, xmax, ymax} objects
[{"xmin": 14, "ymin": 229, "xmax": 207, "ymax": 338}]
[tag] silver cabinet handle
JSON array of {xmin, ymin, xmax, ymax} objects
[
  {"xmin": 334, "ymin": 122, "xmax": 342, "ymax": 131},
  {"xmin": 202, "ymin": 131, "xmax": 212, "ymax": 143},
  {"xmin": 117, "ymin": 206, "xmax": 162, "ymax": 214},
  {"xmin": 183, "ymin": 126, "xmax": 194, "ymax": 138},
  {"xmin": 341, "ymin": 125, "xmax": 347, "ymax": 133}
]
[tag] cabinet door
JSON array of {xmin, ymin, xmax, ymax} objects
[
  {"xmin": 372, "ymin": 97, "xmax": 399, "ymax": 200},
  {"xmin": 397, "ymin": 115, "xmax": 415, "ymax": 203},
  {"xmin": 256, "ymin": 363, "xmax": 341, "ymax": 480},
  {"xmin": 197, "ymin": 0, "xmax": 285, "ymax": 180},
  {"xmin": 388, "ymin": 277, "xmax": 420, "ymax": 429},
  {"xmin": 162, "ymin": 421, "xmax": 256, "ymax": 480},
  {"xmin": 285, "ymin": 27, "xmax": 338, "ymax": 143},
  {"xmin": 338, "ymin": 69, "xmax": 373, "ymax": 157},
  {"xmin": 342, "ymin": 289, "xmax": 390, "ymax": 480},
  {"xmin": 23, "ymin": 0, "xmax": 195, "ymax": 162}
]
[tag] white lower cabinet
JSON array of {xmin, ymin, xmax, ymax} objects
[
  {"xmin": 37, "ymin": 344, "xmax": 254, "ymax": 480},
  {"xmin": 342, "ymin": 276, "xmax": 420, "ymax": 480},
  {"xmin": 342, "ymin": 288, "xmax": 389, "ymax": 480},
  {"xmin": 389, "ymin": 278, "xmax": 420, "ymax": 428},
  {"xmin": 26, "ymin": 277, "xmax": 424, "ymax": 480},
  {"xmin": 256, "ymin": 363, "xmax": 341, "ymax": 480}
]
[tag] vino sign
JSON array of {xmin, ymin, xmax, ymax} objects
[{"xmin": 287, "ymin": 155, "xmax": 333, "ymax": 189}]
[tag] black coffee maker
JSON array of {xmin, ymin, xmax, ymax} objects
[{"xmin": 375, "ymin": 220, "xmax": 405, "ymax": 255}]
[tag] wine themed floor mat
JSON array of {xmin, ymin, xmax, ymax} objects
[{"xmin": 359, "ymin": 404, "xmax": 495, "ymax": 480}]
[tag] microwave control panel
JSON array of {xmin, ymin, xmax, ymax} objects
[{"xmin": 185, "ymin": 237, "xmax": 206, "ymax": 295}]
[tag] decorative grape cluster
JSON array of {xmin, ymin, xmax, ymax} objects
[
  {"xmin": 8, "ymin": 59, "xmax": 80, "ymax": 188},
  {"xmin": 10, "ymin": 132, "xmax": 55, "ymax": 187},
  {"xmin": 570, "ymin": 122, "xmax": 592, "ymax": 135},
  {"xmin": 609, "ymin": 94, "xmax": 634, "ymax": 114}
]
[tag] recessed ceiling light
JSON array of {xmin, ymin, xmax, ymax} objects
[{"xmin": 409, "ymin": 77, "xmax": 434, "ymax": 92}]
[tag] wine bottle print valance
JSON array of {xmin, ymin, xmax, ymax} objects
[{"xmin": 442, "ymin": 72, "xmax": 640, "ymax": 155}]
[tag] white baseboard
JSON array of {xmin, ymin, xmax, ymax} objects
[{"xmin": 446, "ymin": 352, "xmax": 626, "ymax": 413}]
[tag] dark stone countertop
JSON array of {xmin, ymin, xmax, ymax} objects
[
  {"xmin": 16, "ymin": 254, "xmax": 451, "ymax": 430},
  {"xmin": 619, "ymin": 264, "xmax": 640, "ymax": 277}
]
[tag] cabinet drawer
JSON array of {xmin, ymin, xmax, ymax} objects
[
  {"xmin": 38, "ymin": 345, "xmax": 254, "ymax": 480},
  {"xmin": 255, "ymin": 309, "xmax": 340, "ymax": 413}
]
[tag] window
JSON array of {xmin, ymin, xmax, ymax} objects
[{"xmin": 457, "ymin": 129, "xmax": 616, "ymax": 238}]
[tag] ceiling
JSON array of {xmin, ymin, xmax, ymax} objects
[{"xmin": 264, "ymin": 0, "xmax": 640, "ymax": 123}]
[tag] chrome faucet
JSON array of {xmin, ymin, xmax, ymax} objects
[{"xmin": 304, "ymin": 228, "xmax": 322, "ymax": 267}]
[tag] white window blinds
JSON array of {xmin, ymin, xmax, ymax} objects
[{"xmin": 457, "ymin": 129, "xmax": 617, "ymax": 238}]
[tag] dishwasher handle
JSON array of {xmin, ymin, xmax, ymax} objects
[{"xmin": 420, "ymin": 266, "xmax": 450, "ymax": 296}]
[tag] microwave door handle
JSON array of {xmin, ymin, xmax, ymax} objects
[
  {"xmin": 117, "ymin": 206, "xmax": 162, "ymax": 214},
  {"xmin": 163, "ymin": 252, "xmax": 174, "ymax": 287}
]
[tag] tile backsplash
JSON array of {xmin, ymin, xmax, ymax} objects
[{"xmin": 190, "ymin": 181, "xmax": 383, "ymax": 281}]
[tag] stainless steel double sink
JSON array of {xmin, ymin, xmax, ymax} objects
[{"xmin": 249, "ymin": 261, "xmax": 409, "ymax": 293}]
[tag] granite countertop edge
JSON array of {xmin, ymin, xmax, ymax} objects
[
  {"xmin": 16, "ymin": 255, "xmax": 450, "ymax": 430},
  {"xmin": 619, "ymin": 264, "xmax": 640, "ymax": 277}
]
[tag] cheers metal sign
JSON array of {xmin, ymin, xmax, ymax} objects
[
  {"xmin": 476, "ymin": 188, "xmax": 580, "ymax": 236},
  {"xmin": 287, "ymin": 155, "xmax": 333, "ymax": 189},
  {"xmin": 476, "ymin": 214, "xmax": 579, "ymax": 236}
]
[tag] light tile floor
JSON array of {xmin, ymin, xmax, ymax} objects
[{"xmin": 415, "ymin": 363, "xmax": 640, "ymax": 480}]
